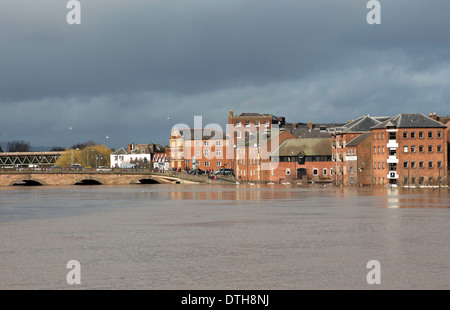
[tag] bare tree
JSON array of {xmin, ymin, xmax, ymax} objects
[{"xmin": 7, "ymin": 140, "xmax": 31, "ymax": 152}]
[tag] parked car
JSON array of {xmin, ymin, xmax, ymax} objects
[
  {"xmin": 97, "ymin": 166, "xmax": 112, "ymax": 172},
  {"xmin": 214, "ymin": 168, "xmax": 234, "ymax": 175},
  {"xmin": 69, "ymin": 164, "xmax": 83, "ymax": 171}
]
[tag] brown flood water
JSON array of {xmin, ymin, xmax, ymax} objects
[{"xmin": 0, "ymin": 184, "xmax": 449, "ymax": 289}]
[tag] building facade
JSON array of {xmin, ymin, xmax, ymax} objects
[
  {"xmin": 169, "ymin": 127, "xmax": 232, "ymax": 172},
  {"xmin": 371, "ymin": 113, "xmax": 448, "ymax": 187}
]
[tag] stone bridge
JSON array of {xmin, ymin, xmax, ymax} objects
[{"xmin": 0, "ymin": 171, "xmax": 193, "ymax": 186}]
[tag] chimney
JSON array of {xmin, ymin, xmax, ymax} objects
[
  {"xmin": 308, "ymin": 121, "xmax": 313, "ymax": 130},
  {"xmin": 432, "ymin": 112, "xmax": 438, "ymax": 120}
]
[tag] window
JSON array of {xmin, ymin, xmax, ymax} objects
[
  {"xmin": 411, "ymin": 131, "xmax": 416, "ymax": 139},
  {"xmin": 403, "ymin": 146, "xmax": 408, "ymax": 153},
  {"xmin": 205, "ymin": 161, "xmax": 210, "ymax": 167},
  {"xmin": 255, "ymin": 121, "xmax": 260, "ymax": 127},
  {"xmin": 216, "ymin": 161, "xmax": 221, "ymax": 167},
  {"xmin": 286, "ymin": 169, "xmax": 290, "ymax": 175},
  {"xmin": 264, "ymin": 121, "xmax": 270, "ymax": 127},
  {"xmin": 437, "ymin": 145, "xmax": 442, "ymax": 152},
  {"xmin": 196, "ymin": 150, "xmax": 200, "ymax": 156},
  {"xmin": 378, "ymin": 162, "xmax": 381, "ymax": 169},
  {"xmin": 437, "ymin": 161, "xmax": 442, "ymax": 169},
  {"xmin": 216, "ymin": 149, "xmax": 222, "ymax": 156},
  {"xmin": 195, "ymin": 141, "xmax": 201, "ymax": 146},
  {"xmin": 374, "ymin": 146, "xmax": 376, "ymax": 154},
  {"xmin": 419, "ymin": 131, "xmax": 424, "ymax": 139},
  {"xmin": 411, "ymin": 161, "xmax": 416, "ymax": 169},
  {"xmin": 419, "ymin": 145, "xmax": 424, "ymax": 153},
  {"xmin": 411, "ymin": 177, "xmax": 416, "ymax": 184},
  {"xmin": 403, "ymin": 161, "xmax": 408, "ymax": 168},
  {"xmin": 245, "ymin": 121, "xmax": 250, "ymax": 127},
  {"xmin": 313, "ymin": 168, "xmax": 318, "ymax": 176},
  {"xmin": 377, "ymin": 133, "xmax": 380, "ymax": 140},
  {"xmin": 373, "ymin": 133, "xmax": 376, "ymax": 140},
  {"xmin": 428, "ymin": 145, "xmax": 433, "ymax": 153},
  {"xmin": 236, "ymin": 131, "xmax": 241, "ymax": 138},
  {"xmin": 236, "ymin": 121, "xmax": 241, "ymax": 127},
  {"xmin": 403, "ymin": 131, "xmax": 408, "ymax": 139},
  {"xmin": 411, "ymin": 145, "xmax": 416, "ymax": 153},
  {"xmin": 323, "ymin": 169, "xmax": 327, "ymax": 175},
  {"xmin": 204, "ymin": 141, "xmax": 209, "ymax": 146},
  {"xmin": 437, "ymin": 131, "xmax": 442, "ymax": 138},
  {"xmin": 382, "ymin": 146, "xmax": 385, "ymax": 153},
  {"xmin": 216, "ymin": 141, "xmax": 221, "ymax": 146},
  {"xmin": 419, "ymin": 161, "xmax": 424, "ymax": 168},
  {"xmin": 389, "ymin": 132, "xmax": 396, "ymax": 140},
  {"xmin": 428, "ymin": 131, "xmax": 433, "ymax": 138},
  {"xmin": 382, "ymin": 162, "xmax": 385, "ymax": 169},
  {"xmin": 428, "ymin": 161, "xmax": 433, "ymax": 169},
  {"xmin": 374, "ymin": 162, "xmax": 377, "ymax": 169},
  {"xmin": 204, "ymin": 149, "xmax": 210, "ymax": 156},
  {"xmin": 271, "ymin": 169, "xmax": 274, "ymax": 176},
  {"xmin": 382, "ymin": 132, "xmax": 384, "ymax": 140},
  {"xmin": 377, "ymin": 146, "xmax": 380, "ymax": 154}
]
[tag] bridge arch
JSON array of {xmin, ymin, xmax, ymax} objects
[
  {"xmin": 137, "ymin": 178, "xmax": 161, "ymax": 184},
  {"xmin": 7, "ymin": 175, "xmax": 48, "ymax": 186},
  {"xmin": 73, "ymin": 177, "xmax": 105, "ymax": 185}
]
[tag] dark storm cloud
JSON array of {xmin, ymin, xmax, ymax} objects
[{"xmin": 0, "ymin": 0, "xmax": 449, "ymax": 148}]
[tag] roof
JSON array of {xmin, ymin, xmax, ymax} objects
[
  {"xmin": 281, "ymin": 122, "xmax": 345, "ymax": 138},
  {"xmin": 178, "ymin": 128, "xmax": 228, "ymax": 140},
  {"xmin": 111, "ymin": 147, "xmax": 127, "ymax": 155},
  {"xmin": 346, "ymin": 133, "xmax": 371, "ymax": 147},
  {"xmin": 236, "ymin": 129, "xmax": 287, "ymax": 147},
  {"xmin": 371, "ymin": 113, "xmax": 447, "ymax": 129},
  {"xmin": 341, "ymin": 115, "xmax": 390, "ymax": 132},
  {"xmin": 270, "ymin": 138, "xmax": 332, "ymax": 157}
]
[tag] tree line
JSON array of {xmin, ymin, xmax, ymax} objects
[{"xmin": 0, "ymin": 140, "xmax": 110, "ymax": 153}]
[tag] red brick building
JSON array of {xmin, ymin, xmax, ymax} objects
[
  {"xmin": 235, "ymin": 129, "xmax": 295, "ymax": 182},
  {"xmin": 227, "ymin": 110, "xmax": 286, "ymax": 143},
  {"xmin": 344, "ymin": 133, "xmax": 372, "ymax": 186},
  {"xmin": 331, "ymin": 115, "xmax": 390, "ymax": 186},
  {"xmin": 371, "ymin": 113, "xmax": 448, "ymax": 187},
  {"xmin": 169, "ymin": 127, "xmax": 232, "ymax": 172},
  {"xmin": 267, "ymin": 137, "xmax": 333, "ymax": 184}
]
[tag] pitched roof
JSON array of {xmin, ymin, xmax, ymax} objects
[
  {"xmin": 341, "ymin": 115, "xmax": 390, "ymax": 132},
  {"xmin": 346, "ymin": 133, "xmax": 371, "ymax": 147},
  {"xmin": 270, "ymin": 138, "xmax": 332, "ymax": 157},
  {"xmin": 178, "ymin": 128, "xmax": 228, "ymax": 140},
  {"xmin": 236, "ymin": 129, "xmax": 287, "ymax": 147},
  {"xmin": 371, "ymin": 113, "xmax": 447, "ymax": 129},
  {"xmin": 111, "ymin": 147, "xmax": 127, "ymax": 155}
]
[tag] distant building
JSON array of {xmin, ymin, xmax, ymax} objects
[
  {"xmin": 235, "ymin": 129, "xmax": 295, "ymax": 182},
  {"xmin": 227, "ymin": 110, "xmax": 286, "ymax": 142},
  {"xmin": 371, "ymin": 113, "xmax": 447, "ymax": 187},
  {"xmin": 110, "ymin": 143, "xmax": 167, "ymax": 169},
  {"xmin": 268, "ymin": 137, "xmax": 333, "ymax": 184},
  {"xmin": 169, "ymin": 127, "xmax": 231, "ymax": 172},
  {"xmin": 344, "ymin": 133, "xmax": 372, "ymax": 186},
  {"xmin": 331, "ymin": 114, "xmax": 390, "ymax": 186}
]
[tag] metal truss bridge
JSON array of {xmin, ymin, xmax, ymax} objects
[{"xmin": 0, "ymin": 152, "xmax": 62, "ymax": 168}]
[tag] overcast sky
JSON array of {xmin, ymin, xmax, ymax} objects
[{"xmin": 1, "ymin": 0, "xmax": 449, "ymax": 149}]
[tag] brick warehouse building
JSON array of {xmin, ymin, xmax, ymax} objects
[
  {"xmin": 371, "ymin": 113, "xmax": 448, "ymax": 187},
  {"xmin": 344, "ymin": 133, "xmax": 372, "ymax": 186},
  {"xmin": 267, "ymin": 137, "xmax": 333, "ymax": 184},
  {"xmin": 332, "ymin": 114, "xmax": 390, "ymax": 186},
  {"xmin": 169, "ymin": 127, "xmax": 232, "ymax": 172},
  {"xmin": 235, "ymin": 129, "xmax": 295, "ymax": 183}
]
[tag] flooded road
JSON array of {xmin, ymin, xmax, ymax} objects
[{"xmin": 0, "ymin": 184, "xmax": 449, "ymax": 289}]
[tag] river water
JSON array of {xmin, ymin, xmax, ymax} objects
[{"xmin": 0, "ymin": 184, "xmax": 448, "ymax": 290}]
